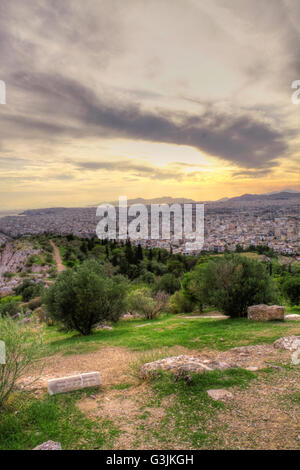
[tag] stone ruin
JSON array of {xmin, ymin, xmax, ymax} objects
[{"xmin": 247, "ymin": 304, "xmax": 285, "ymax": 321}]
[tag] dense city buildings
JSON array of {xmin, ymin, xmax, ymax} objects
[{"xmin": 0, "ymin": 192, "xmax": 299, "ymax": 255}]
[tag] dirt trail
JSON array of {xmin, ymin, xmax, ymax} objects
[{"xmin": 50, "ymin": 240, "xmax": 66, "ymax": 272}]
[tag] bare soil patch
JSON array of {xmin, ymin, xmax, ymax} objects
[
  {"xmin": 216, "ymin": 367, "xmax": 300, "ymax": 450},
  {"xmin": 19, "ymin": 342, "xmax": 299, "ymax": 449}
]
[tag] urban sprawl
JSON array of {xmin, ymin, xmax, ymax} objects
[{"xmin": 0, "ymin": 193, "xmax": 299, "ymax": 255}]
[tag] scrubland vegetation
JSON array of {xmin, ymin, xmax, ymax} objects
[{"xmin": 0, "ymin": 235, "xmax": 299, "ymax": 449}]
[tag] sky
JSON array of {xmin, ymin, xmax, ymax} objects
[{"xmin": 0, "ymin": 0, "xmax": 299, "ymax": 210}]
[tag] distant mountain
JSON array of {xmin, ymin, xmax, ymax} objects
[
  {"xmin": 205, "ymin": 191, "xmax": 300, "ymax": 209},
  {"xmin": 265, "ymin": 189, "xmax": 300, "ymax": 195}
]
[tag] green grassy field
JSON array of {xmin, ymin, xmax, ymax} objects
[
  {"xmin": 43, "ymin": 313, "xmax": 300, "ymax": 356},
  {"xmin": 1, "ymin": 313, "xmax": 299, "ymax": 450}
]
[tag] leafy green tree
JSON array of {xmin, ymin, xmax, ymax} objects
[
  {"xmin": 0, "ymin": 298, "xmax": 20, "ymax": 318},
  {"xmin": 155, "ymin": 273, "xmax": 181, "ymax": 294},
  {"xmin": 169, "ymin": 290, "xmax": 194, "ymax": 314},
  {"xmin": 282, "ymin": 276, "xmax": 300, "ymax": 305},
  {"xmin": 44, "ymin": 260, "xmax": 128, "ymax": 335},
  {"xmin": 166, "ymin": 259, "xmax": 185, "ymax": 277},
  {"xmin": 127, "ymin": 288, "xmax": 168, "ymax": 319},
  {"xmin": 14, "ymin": 280, "xmax": 43, "ymax": 302},
  {"xmin": 182, "ymin": 263, "xmax": 208, "ymax": 312},
  {"xmin": 201, "ymin": 255, "xmax": 277, "ymax": 317}
]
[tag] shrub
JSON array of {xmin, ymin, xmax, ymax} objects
[
  {"xmin": 182, "ymin": 263, "xmax": 208, "ymax": 312},
  {"xmin": 155, "ymin": 273, "xmax": 181, "ymax": 294},
  {"xmin": 282, "ymin": 276, "xmax": 300, "ymax": 305},
  {"xmin": 44, "ymin": 260, "xmax": 128, "ymax": 335},
  {"xmin": 0, "ymin": 298, "xmax": 20, "ymax": 318},
  {"xmin": 127, "ymin": 288, "xmax": 169, "ymax": 319},
  {"xmin": 201, "ymin": 255, "xmax": 277, "ymax": 317},
  {"xmin": 169, "ymin": 290, "xmax": 194, "ymax": 314},
  {"xmin": 0, "ymin": 316, "xmax": 44, "ymax": 408},
  {"xmin": 2, "ymin": 272, "xmax": 14, "ymax": 279},
  {"xmin": 14, "ymin": 280, "xmax": 43, "ymax": 302}
]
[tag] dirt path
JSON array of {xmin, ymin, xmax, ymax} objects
[{"xmin": 50, "ymin": 240, "xmax": 66, "ymax": 272}]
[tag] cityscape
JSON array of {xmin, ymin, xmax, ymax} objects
[{"xmin": 0, "ymin": 191, "xmax": 299, "ymax": 255}]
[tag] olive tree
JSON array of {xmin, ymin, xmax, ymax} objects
[
  {"xmin": 44, "ymin": 260, "xmax": 128, "ymax": 335},
  {"xmin": 201, "ymin": 255, "xmax": 277, "ymax": 317}
]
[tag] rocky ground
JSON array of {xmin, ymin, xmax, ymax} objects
[
  {"xmin": 19, "ymin": 335, "xmax": 300, "ymax": 450},
  {"xmin": 0, "ymin": 239, "xmax": 54, "ymax": 296}
]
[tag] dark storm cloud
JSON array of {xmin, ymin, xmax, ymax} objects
[
  {"xmin": 1, "ymin": 72, "xmax": 288, "ymax": 169},
  {"xmin": 72, "ymin": 159, "xmax": 183, "ymax": 181},
  {"xmin": 233, "ymin": 169, "xmax": 272, "ymax": 178},
  {"xmin": 0, "ymin": 0, "xmax": 296, "ymax": 171}
]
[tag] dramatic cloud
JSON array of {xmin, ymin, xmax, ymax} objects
[
  {"xmin": 72, "ymin": 159, "xmax": 184, "ymax": 181},
  {"xmin": 1, "ymin": 72, "xmax": 289, "ymax": 169},
  {"xmin": 0, "ymin": 0, "xmax": 299, "ymax": 208}
]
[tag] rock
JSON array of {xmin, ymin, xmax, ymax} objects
[
  {"xmin": 94, "ymin": 323, "xmax": 113, "ymax": 330},
  {"xmin": 207, "ymin": 389, "xmax": 233, "ymax": 401},
  {"xmin": 285, "ymin": 314, "xmax": 300, "ymax": 321},
  {"xmin": 48, "ymin": 372, "xmax": 101, "ymax": 395},
  {"xmin": 245, "ymin": 366, "xmax": 259, "ymax": 371},
  {"xmin": 123, "ymin": 312, "xmax": 142, "ymax": 319},
  {"xmin": 273, "ymin": 336, "xmax": 300, "ymax": 352},
  {"xmin": 33, "ymin": 440, "xmax": 62, "ymax": 450},
  {"xmin": 140, "ymin": 355, "xmax": 233, "ymax": 377},
  {"xmin": 135, "ymin": 323, "xmax": 152, "ymax": 328},
  {"xmin": 247, "ymin": 304, "xmax": 285, "ymax": 321}
]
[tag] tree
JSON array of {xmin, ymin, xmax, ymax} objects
[
  {"xmin": 166, "ymin": 259, "xmax": 185, "ymax": 277},
  {"xmin": 136, "ymin": 244, "xmax": 143, "ymax": 261},
  {"xmin": 14, "ymin": 280, "xmax": 43, "ymax": 302},
  {"xmin": 127, "ymin": 288, "xmax": 169, "ymax": 319},
  {"xmin": 282, "ymin": 276, "xmax": 300, "ymax": 305},
  {"xmin": 155, "ymin": 273, "xmax": 181, "ymax": 294},
  {"xmin": 201, "ymin": 255, "xmax": 277, "ymax": 317},
  {"xmin": 182, "ymin": 263, "xmax": 208, "ymax": 312},
  {"xmin": 0, "ymin": 297, "xmax": 20, "ymax": 318},
  {"xmin": 169, "ymin": 290, "xmax": 194, "ymax": 314},
  {"xmin": 44, "ymin": 260, "xmax": 128, "ymax": 335}
]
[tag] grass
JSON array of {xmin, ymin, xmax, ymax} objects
[
  {"xmin": 281, "ymin": 391, "xmax": 300, "ymax": 405},
  {"xmin": 138, "ymin": 368, "xmax": 257, "ymax": 448},
  {"xmin": 0, "ymin": 389, "xmax": 120, "ymax": 450},
  {"xmin": 286, "ymin": 305, "xmax": 300, "ymax": 314},
  {"xmin": 43, "ymin": 313, "xmax": 300, "ymax": 357}
]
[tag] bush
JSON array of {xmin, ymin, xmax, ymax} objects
[
  {"xmin": 14, "ymin": 280, "xmax": 43, "ymax": 302},
  {"xmin": 282, "ymin": 276, "xmax": 300, "ymax": 305},
  {"xmin": 201, "ymin": 255, "xmax": 277, "ymax": 317},
  {"xmin": 169, "ymin": 290, "xmax": 194, "ymax": 314},
  {"xmin": 155, "ymin": 273, "xmax": 181, "ymax": 294},
  {"xmin": 182, "ymin": 263, "xmax": 208, "ymax": 312},
  {"xmin": 127, "ymin": 288, "xmax": 169, "ymax": 319},
  {"xmin": 44, "ymin": 260, "xmax": 128, "ymax": 335},
  {"xmin": 0, "ymin": 298, "xmax": 20, "ymax": 318},
  {"xmin": 2, "ymin": 272, "xmax": 14, "ymax": 279},
  {"xmin": 0, "ymin": 316, "xmax": 44, "ymax": 408}
]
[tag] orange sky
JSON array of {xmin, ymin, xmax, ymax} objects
[{"xmin": 0, "ymin": 0, "xmax": 299, "ymax": 210}]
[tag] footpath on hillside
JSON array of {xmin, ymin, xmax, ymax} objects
[{"xmin": 50, "ymin": 240, "xmax": 66, "ymax": 272}]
